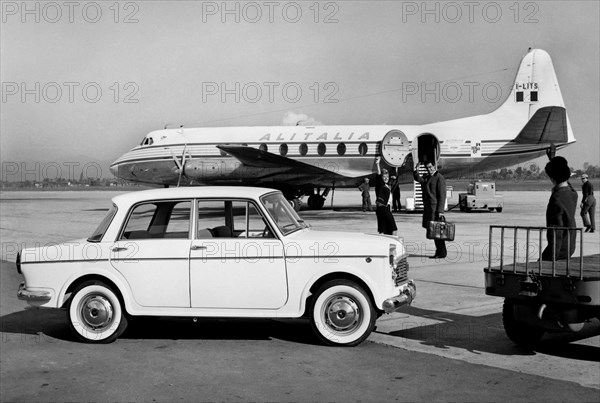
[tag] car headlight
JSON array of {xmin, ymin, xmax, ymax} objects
[{"xmin": 389, "ymin": 244, "xmax": 397, "ymax": 281}]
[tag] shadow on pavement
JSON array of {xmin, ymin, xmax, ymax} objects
[
  {"xmin": 380, "ymin": 306, "xmax": 600, "ymax": 361},
  {"xmin": 0, "ymin": 309, "xmax": 322, "ymax": 345}
]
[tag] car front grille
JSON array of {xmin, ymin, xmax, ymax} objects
[{"xmin": 394, "ymin": 256, "xmax": 409, "ymax": 286}]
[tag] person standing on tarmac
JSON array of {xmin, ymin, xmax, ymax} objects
[
  {"xmin": 374, "ymin": 157, "xmax": 397, "ymax": 235},
  {"xmin": 541, "ymin": 156, "xmax": 578, "ymax": 261},
  {"xmin": 580, "ymin": 173, "xmax": 595, "ymax": 233},
  {"xmin": 358, "ymin": 178, "xmax": 373, "ymax": 212},
  {"xmin": 413, "ymin": 161, "xmax": 447, "ymax": 259},
  {"xmin": 391, "ymin": 174, "xmax": 401, "ymax": 212}
]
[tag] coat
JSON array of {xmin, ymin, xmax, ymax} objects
[
  {"xmin": 541, "ymin": 184, "xmax": 578, "ymax": 261},
  {"xmin": 413, "ymin": 169, "xmax": 446, "ymax": 228},
  {"xmin": 375, "ymin": 174, "xmax": 397, "ymax": 234}
]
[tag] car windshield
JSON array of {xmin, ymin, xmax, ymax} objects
[
  {"xmin": 260, "ymin": 193, "xmax": 308, "ymax": 235},
  {"xmin": 87, "ymin": 204, "xmax": 118, "ymax": 242}
]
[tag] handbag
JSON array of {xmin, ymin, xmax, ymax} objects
[{"xmin": 426, "ymin": 216, "xmax": 455, "ymax": 241}]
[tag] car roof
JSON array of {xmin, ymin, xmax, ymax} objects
[{"xmin": 112, "ymin": 186, "xmax": 281, "ymax": 206}]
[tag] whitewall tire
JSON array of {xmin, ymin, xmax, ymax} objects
[
  {"xmin": 68, "ymin": 281, "xmax": 128, "ymax": 343},
  {"xmin": 309, "ymin": 280, "xmax": 376, "ymax": 347}
]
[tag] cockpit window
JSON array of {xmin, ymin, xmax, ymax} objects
[{"xmin": 139, "ymin": 137, "xmax": 154, "ymax": 146}]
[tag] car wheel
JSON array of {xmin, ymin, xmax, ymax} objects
[
  {"xmin": 68, "ymin": 281, "xmax": 128, "ymax": 343},
  {"xmin": 309, "ymin": 280, "xmax": 376, "ymax": 347},
  {"xmin": 502, "ymin": 299, "xmax": 544, "ymax": 348},
  {"xmin": 496, "ymin": 207, "xmax": 503, "ymax": 213}
]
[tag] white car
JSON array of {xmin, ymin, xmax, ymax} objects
[{"xmin": 17, "ymin": 187, "xmax": 415, "ymax": 346}]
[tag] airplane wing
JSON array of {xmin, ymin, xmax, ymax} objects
[
  {"xmin": 514, "ymin": 106, "xmax": 568, "ymax": 144},
  {"xmin": 216, "ymin": 145, "xmax": 361, "ymax": 178}
]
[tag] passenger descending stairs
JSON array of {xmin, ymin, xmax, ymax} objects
[{"xmin": 412, "ymin": 165, "xmax": 428, "ymax": 210}]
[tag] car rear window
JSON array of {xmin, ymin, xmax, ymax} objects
[{"xmin": 87, "ymin": 204, "xmax": 118, "ymax": 242}]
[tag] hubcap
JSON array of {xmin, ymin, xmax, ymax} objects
[
  {"xmin": 80, "ymin": 294, "xmax": 114, "ymax": 330},
  {"xmin": 324, "ymin": 295, "xmax": 361, "ymax": 332}
]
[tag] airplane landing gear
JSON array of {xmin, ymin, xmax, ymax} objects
[
  {"xmin": 307, "ymin": 194, "xmax": 325, "ymax": 210},
  {"xmin": 289, "ymin": 198, "xmax": 303, "ymax": 212},
  {"xmin": 307, "ymin": 187, "xmax": 330, "ymax": 210}
]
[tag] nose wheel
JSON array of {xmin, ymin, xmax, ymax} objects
[
  {"xmin": 307, "ymin": 187, "xmax": 330, "ymax": 210},
  {"xmin": 307, "ymin": 194, "xmax": 325, "ymax": 210}
]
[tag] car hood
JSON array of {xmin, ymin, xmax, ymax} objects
[{"xmin": 284, "ymin": 229, "xmax": 403, "ymax": 257}]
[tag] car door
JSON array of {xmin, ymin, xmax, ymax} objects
[
  {"xmin": 189, "ymin": 199, "xmax": 288, "ymax": 309},
  {"xmin": 110, "ymin": 199, "xmax": 192, "ymax": 308}
]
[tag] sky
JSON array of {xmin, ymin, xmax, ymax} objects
[{"xmin": 1, "ymin": 0, "xmax": 599, "ymax": 181}]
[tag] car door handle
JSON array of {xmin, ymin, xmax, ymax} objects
[
  {"xmin": 190, "ymin": 245, "xmax": 207, "ymax": 250},
  {"xmin": 111, "ymin": 246, "xmax": 129, "ymax": 252}
]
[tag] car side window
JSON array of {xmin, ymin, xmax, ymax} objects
[
  {"xmin": 164, "ymin": 201, "xmax": 191, "ymax": 238},
  {"xmin": 232, "ymin": 201, "xmax": 274, "ymax": 238},
  {"xmin": 196, "ymin": 199, "xmax": 274, "ymax": 239},
  {"xmin": 120, "ymin": 200, "xmax": 191, "ymax": 240},
  {"xmin": 197, "ymin": 200, "xmax": 228, "ymax": 238}
]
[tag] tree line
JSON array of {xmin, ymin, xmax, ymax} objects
[{"xmin": 460, "ymin": 162, "xmax": 600, "ymax": 180}]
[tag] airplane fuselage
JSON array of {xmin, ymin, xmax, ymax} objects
[
  {"xmin": 111, "ymin": 121, "xmax": 571, "ymax": 188},
  {"xmin": 110, "ymin": 49, "xmax": 575, "ymax": 204}
]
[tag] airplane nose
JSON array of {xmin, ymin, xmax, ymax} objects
[{"xmin": 109, "ymin": 162, "xmax": 120, "ymax": 179}]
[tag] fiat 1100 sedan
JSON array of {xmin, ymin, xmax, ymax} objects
[{"xmin": 17, "ymin": 187, "xmax": 416, "ymax": 346}]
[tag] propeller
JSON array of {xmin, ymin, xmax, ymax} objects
[{"xmin": 170, "ymin": 145, "xmax": 192, "ymax": 186}]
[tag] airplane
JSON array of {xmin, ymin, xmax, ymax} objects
[{"xmin": 110, "ymin": 48, "xmax": 575, "ymax": 210}]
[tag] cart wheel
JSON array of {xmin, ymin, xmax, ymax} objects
[{"xmin": 502, "ymin": 299, "xmax": 544, "ymax": 348}]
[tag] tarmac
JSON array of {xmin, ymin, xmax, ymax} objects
[{"xmin": 1, "ymin": 188, "xmax": 599, "ymax": 390}]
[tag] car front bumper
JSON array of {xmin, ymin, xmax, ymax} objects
[
  {"xmin": 383, "ymin": 280, "xmax": 416, "ymax": 313},
  {"xmin": 17, "ymin": 282, "xmax": 52, "ymax": 302}
]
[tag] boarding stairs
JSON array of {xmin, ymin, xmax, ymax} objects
[{"xmin": 412, "ymin": 165, "xmax": 428, "ymax": 210}]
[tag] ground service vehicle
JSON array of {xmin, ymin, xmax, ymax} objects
[
  {"xmin": 484, "ymin": 225, "xmax": 600, "ymax": 347},
  {"xmin": 459, "ymin": 181, "xmax": 503, "ymax": 212},
  {"xmin": 17, "ymin": 187, "xmax": 416, "ymax": 347}
]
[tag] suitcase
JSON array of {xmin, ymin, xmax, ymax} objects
[{"xmin": 426, "ymin": 217, "xmax": 455, "ymax": 241}]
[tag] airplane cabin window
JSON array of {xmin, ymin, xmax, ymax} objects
[
  {"xmin": 279, "ymin": 143, "xmax": 288, "ymax": 156},
  {"xmin": 299, "ymin": 143, "xmax": 308, "ymax": 156},
  {"xmin": 317, "ymin": 143, "xmax": 326, "ymax": 156},
  {"xmin": 259, "ymin": 143, "xmax": 268, "ymax": 152},
  {"xmin": 359, "ymin": 142, "xmax": 368, "ymax": 156},
  {"xmin": 337, "ymin": 143, "xmax": 346, "ymax": 156}
]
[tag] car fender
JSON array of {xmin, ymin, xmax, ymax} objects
[
  {"xmin": 295, "ymin": 260, "xmax": 385, "ymax": 314},
  {"xmin": 57, "ymin": 266, "xmax": 135, "ymax": 312}
]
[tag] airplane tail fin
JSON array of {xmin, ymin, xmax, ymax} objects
[{"xmin": 491, "ymin": 48, "xmax": 574, "ymax": 145}]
